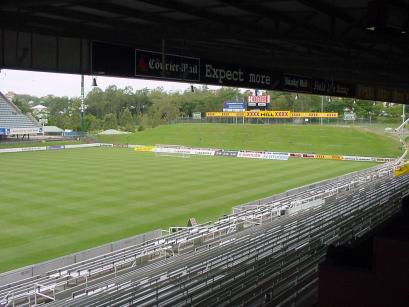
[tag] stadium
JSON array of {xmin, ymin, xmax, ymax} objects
[{"xmin": 1, "ymin": 1, "xmax": 409, "ymax": 307}]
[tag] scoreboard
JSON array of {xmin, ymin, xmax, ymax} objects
[{"xmin": 247, "ymin": 95, "xmax": 270, "ymax": 109}]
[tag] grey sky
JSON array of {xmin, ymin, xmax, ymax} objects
[{"xmin": 0, "ymin": 69, "xmax": 220, "ymax": 97}]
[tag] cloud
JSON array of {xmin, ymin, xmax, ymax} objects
[{"xmin": 0, "ymin": 69, "xmax": 214, "ymax": 97}]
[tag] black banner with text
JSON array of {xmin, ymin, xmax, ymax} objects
[
  {"xmin": 92, "ymin": 41, "xmax": 281, "ymax": 90},
  {"xmin": 282, "ymin": 74, "xmax": 355, "ymax": 97},
  {"xmin": 92, "ymin": 41, "xmax": 362, "ymax": 98}
]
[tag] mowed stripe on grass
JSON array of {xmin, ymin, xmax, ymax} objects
[{"xmin": 0, "ymin": 148, "xmax": 374, "ymax": 272}]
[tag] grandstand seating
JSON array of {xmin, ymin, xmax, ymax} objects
[{"xmin": 0, "ymin": 92, "xmax": 40, "ymax": 131}]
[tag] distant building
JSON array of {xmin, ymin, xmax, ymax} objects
[
  {"xmin": 43, "ymin": 125, "xmax": 64, "ymax": 136},
  {"xmin": 31, "ymin": 104, "xmax": 47, "ymax": 112},
  {"xmin": 31, "ymin": 104, "xmax": 49, "ymax": 120}
]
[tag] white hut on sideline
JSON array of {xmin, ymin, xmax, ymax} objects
[{"xmin": 43, "ymin": 125, "xmax": 64, "ymax": 136}]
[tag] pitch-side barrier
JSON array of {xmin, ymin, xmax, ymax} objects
[
  {"xmin": 0, "ymin": 142, "xmax": 395, "ymax": 163},
  {"xmin": 135, "ymin": 144, "xmax": 395, "ymax": 163}
]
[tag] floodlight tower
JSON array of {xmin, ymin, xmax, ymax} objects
[
  {"xmin": 80, "ymin": 74, "xmax": 85, "ymax": 134},
  {"xmin": 80, "ymin": 76, "xmax": 97, "ymax": 134}
]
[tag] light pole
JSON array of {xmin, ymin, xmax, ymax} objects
[
  {"xmin": 320, "ymin": 96, "xmax": 324, "ymax": 126},
  {"xmin": 80, "ymin": 74, "xmax": 85, "ymax": 134},
  {"xmin": 80, "ymin": 75, "xmax": 97, "ymax": 134}
]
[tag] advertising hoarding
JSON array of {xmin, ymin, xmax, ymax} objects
[
  {"xmin": 282, "ymin": 74, "xmax": 355, "ymax": 97},
  {"xmin": 314, "ymin": 154, "xmax": 343, "ymax": 160},
  {"xmin": 0, "ymin": 128, "xmax": 10, "ymax": 135},
  {"xmin": 135, "ymin": 49, "xmax": 200, "ymax": 82},
  {"xmin": 192, "ymin": 112, "xmax": 202, "ymax": 119},
  {"xmin": 247, "ymin": 95, "xmax": 270, "ymax": 108},
  {"xmin": 223, "ymin": 101, "xmax": 246, "ymax": 112},
  {"xmin": 206, "ymin": 111, "xmax": 338, "ymax": 118},
  {"xmin": 9, "ymin": 128, "xmax": 40, "ymax": 135},
  {"xmin": 343, "ymin": 112, "xmax": 356, "ymax": 121},
  {"xmin": 214, "ymin": 150, "xmax": 239, "ymax": 157}
]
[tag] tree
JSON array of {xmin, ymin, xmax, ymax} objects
[
  {"xmin": 119, "ymin": 108, "xmax": 134, "ymax": 131},
  {"xmin": 13, "ymin": 84, "xmax": 400, "ymax": 130},
  {"xmin": 85, "ymin": 114, "xmax": 99, "ymax": 131},
  {"xmin": 103, "ymin": 113, "xmax": 117, "ymax": 129},
  {"xmin": 85, "ymin": 87, "xmax": 104, "ymax": 118},
  {"xmin": 49, "ymin": 114, "xmax": 71, "ymax": 129},
  {"xmin": 144, "ymin": 96, "xmax": 180, "ymax": 127},
  {"xmin": 11, "ymin": 97, "xmax": 30, "ymax": 113}
]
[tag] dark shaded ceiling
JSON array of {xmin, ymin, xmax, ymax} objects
[{"xmin": 1, "ymin": 0, "xmax": 409, "ymax": 96}]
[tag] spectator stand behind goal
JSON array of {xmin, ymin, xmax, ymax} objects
[{"xmin": 154, "ymin": 144, "xmax": 191, "ymax": 158}]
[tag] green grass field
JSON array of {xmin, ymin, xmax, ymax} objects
[
  {"xmin": 0, "ymin": 124, "xmax": 399, "ymax": 272},
  {"xmin": 0, "ymin": 147, "xmax": 375, "ymax": 272},
  {"xmin": 96, "ymin": 124, "xmax": 401, "ymax": 157}
]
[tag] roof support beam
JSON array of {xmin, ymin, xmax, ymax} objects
[
  {"xmin": 296, "ymin": 0, "xmax": 355, "ymax": 24},
  {"xmin": 0, "ymin": 10, "xmax": 286, "ymax": 46},
  {"xmin": 136, "ymin": 0, "xmax": 274, "ymax": 38},
  {"xmin": 218, "ymin": 0, "xmax": 329, "ymax": 37}
]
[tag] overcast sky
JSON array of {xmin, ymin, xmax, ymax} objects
[{"xmin": 0, "ymin": 69, "xmax": 221, "ymax": 97}]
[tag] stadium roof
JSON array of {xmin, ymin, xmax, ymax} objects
[
  {"xmin": 1, "ymin": 1, "xmax": 409, "ymax": 101},
  {"xmin": 43, "ymin": 125, "xmax": 63, "ymax": 133}
]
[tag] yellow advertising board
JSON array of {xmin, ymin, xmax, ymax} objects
[
  {"xmin": 314, "ymin": 154, "xmax": 343, "ymax": 160},
  {"xmin": 206, "ymin": 111, "xmax": 338, "ymax": 118},
  {"xmin": 393, "ymin": 163, "xmax": 409, "ymax": 177},
  {"xmin": 245, "ymin": 111, "xmax": 291, "ymax": 118},
  {"xmin": 206, "ymin": 112, "xmax": 244, "ymax": 117},
  {"xmin": 134, "ymin": 146, "xmax": 155, "ymax": 152},
  {"xmin": 292, "ymin": 112, "xmax": 338, "ymax": 118}
]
